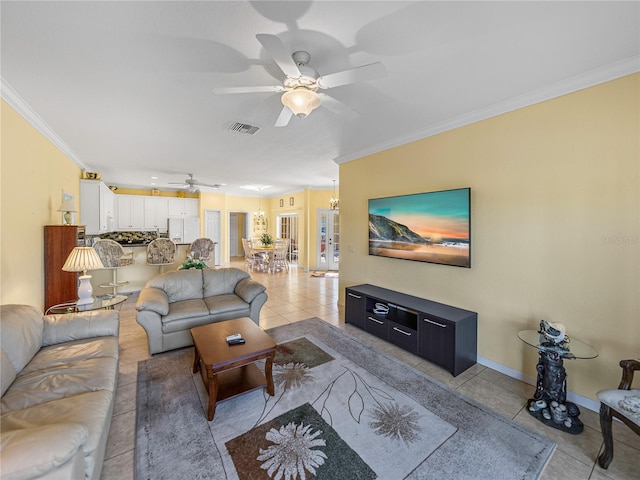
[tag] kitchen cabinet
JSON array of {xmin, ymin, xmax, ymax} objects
[
  {"xmin": 168, "ymin": 197, "xmax": 199, "ymax": 217},
  {"xmin": 117, "ymin": 195, "xmax": 145, "ymax": 230},
  {"xmin": 144, "ymin": 197, "xmax": 169, "ymax": 230},
  {"xmin": 345, "ymin": 284, "xmax": 477, "ymax": 376},
  {"xmin": 44, "ymin": 225, "xmax": 86, "ymax": 311},
  {"xmin": 80, "ymin": 180, "xmax": 115, "ymax": 234}
]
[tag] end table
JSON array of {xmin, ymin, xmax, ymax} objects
[{"xmin": 518, "ymin": 326, "xmax": 597, "ymax": 434}]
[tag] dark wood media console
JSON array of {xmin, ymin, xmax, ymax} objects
[{"xmin": 345, "ymin": 284, "xmax": 478, "ymax": 376}]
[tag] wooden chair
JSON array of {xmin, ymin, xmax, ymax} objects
[
  {"xmin": 268, "ymin": 238, "xmax": 290, "ymax": 273},
  {"xmin": 92, "ymin": 239, "xmax": 135, "ymax": 296},
  {"xmin": 242, "ymin": 238, "xmax": 264, "ymax": 272},
  {"xmin": 597, "ymin": 359, "xmax": 640, "ymax": 469}
]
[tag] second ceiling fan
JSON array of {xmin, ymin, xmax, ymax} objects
[{"xmin": 213, "ymin": 34, "xmax": 387, "ymax": 127}]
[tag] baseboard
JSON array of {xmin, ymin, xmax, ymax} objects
[{"xmin": 477, "ymin": 355, "xmax": 600, "ymax": 414}]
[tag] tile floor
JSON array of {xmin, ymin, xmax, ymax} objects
[{"xmin": 101, "ymin": 260, "xmax": 639, "ymax": 480}]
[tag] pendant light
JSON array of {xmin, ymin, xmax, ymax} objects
[{"xmin": 329, "ymin": 180, "xmax": 339, "ymax": 210}]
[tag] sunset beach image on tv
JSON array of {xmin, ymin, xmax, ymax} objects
[{"xmin": 368, "ymin": 188, "xmax": 471, "ymax": 267}]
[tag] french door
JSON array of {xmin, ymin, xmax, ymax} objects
[
  {"xmin": 317, "ymin": 209, "xmax": 339, "ymax": 270},
  {"xmin": 277, "ymin": 213, "xmax": 299, "ymax": 265}
]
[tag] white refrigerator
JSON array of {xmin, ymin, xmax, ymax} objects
[{"xmin": 168, "ymin": 216, "xmax": 200, "ymax": 244}]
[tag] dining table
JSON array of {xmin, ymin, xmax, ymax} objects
[{"xmin": 251, "ymin": 245, "xmax": 275, "ymax": 271}]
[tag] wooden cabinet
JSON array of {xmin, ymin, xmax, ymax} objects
[
  {"xmin": 80, "ymin": 180, "xmax": 115, "ymax": 234},
  {"xmin": 117, "ymin": 195, "xmax": 145, "ymax": 230},
  {"xmin": 144, "ymin": 197, "xmax": 169, "ymax": 230},
  {"xmin": 345, "ymin": 284, "xmax": 477, "ymax": 376},
  {"xmin": 44, "ymin": 225, "xmax": 86, "ymax": 311},
  {"xmin": 168, "ymin": 197, "xmax": 198, "ymax": 217}
]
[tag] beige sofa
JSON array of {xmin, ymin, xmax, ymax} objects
[
  {"xmin": 135, "ymin": 267, "xmax": 267, "ymax": 354},
  {"xmin": 0, "ymin": 304, "xmax": 119, "ymax": 480}
]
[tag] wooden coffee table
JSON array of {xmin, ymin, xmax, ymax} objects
[{"xmin": 191, "ymin": 317, "xmax": 276, "ymax": 421}]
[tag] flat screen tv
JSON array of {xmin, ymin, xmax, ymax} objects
[{"xmin": 369, "ymin": 187, "xmax": 471, "ymax": 267}]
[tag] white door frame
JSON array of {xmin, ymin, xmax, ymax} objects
[
  {"xmin": 204, "ymin": 209, "xmax": 221, "ymax": 266},
  {"xmin": 317, "ymin": 209, "xmax": 339, "ymax": 270}
]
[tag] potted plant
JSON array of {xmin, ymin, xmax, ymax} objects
[{"xmin": 259, "ymin": 233, "xmax": 273, "ymax": 247}]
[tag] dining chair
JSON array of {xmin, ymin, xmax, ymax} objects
[
  {"xmin": 241, "ymin": 238, "xmax": 262, "ymax": 272},
  {"xmin": 146, "ymin": 238, "xmax": 177, "ymax": 273},
  {"xmin": 268, "ymin": 238, "xmax": 290, "ymax": 273},
  {"xmin": 92, "ymin": 239, "xmax": 135, "ymax": 296},
  {"xmin": 597, "ymin": 358, "xmax": 640, "ymax": 469}
]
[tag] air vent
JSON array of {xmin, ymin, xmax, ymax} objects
[{"xmin": 228, "ymin": 122, "xmax": 260, "ymax": 135}]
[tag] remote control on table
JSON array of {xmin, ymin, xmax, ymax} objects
[
  {"xmin": 227, "ymin": 338, "xmax": 245, "ymax": 345},
  {"xmin": 226, "ymin": 334, "xmax": 242, "ymax": 342}
]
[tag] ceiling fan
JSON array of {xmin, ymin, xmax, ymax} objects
[
  {"xmin": 213, "ymin": 34, "xmax": 387, "ymax": 127},
  {"xmin": 168, "ymin": 174, "xmax": 222, "ymax": 192}
]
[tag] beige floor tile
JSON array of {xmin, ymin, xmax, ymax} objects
[
  {"xmin": 104, "ymin": 410, "xmax": 136, "ymax": 460},
  {"xmin": 539, "ymin": 448, "xmax": 593, "ymax": 480},
  {"xmin": 456, "ymin": 376, "xmax": 529, "ymax": 419},
  {"xmin": 113, "ymin": 382, "xmax": 137, "ymax": 416},
  {"xmin": 101, "ymin": 450, "xmax": 134, "ymax": 480}
]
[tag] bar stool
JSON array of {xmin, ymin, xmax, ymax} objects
[
  {"xmin": 189, "ymin": 237, "xmax": 216, "ymax": 266},
  {"xmin": 92, "ymin": 239, "xmax": 135, "ymax": 296},
  {"xmin": 146, "ymin": 238, "xmax": 176, "ymax": 273}
]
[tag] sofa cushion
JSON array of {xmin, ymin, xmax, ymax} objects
[
  {"xmin": 1, "ymin": 349, "xmax": 16, "ymax": 397},
  {"xmin": 1, "ymin": 389, "xmax": 114, "ymax": 479},
  {"xmin": 146, "ymin": 269, "xmax": 204, "ymax": 303},
  {"xmin": 204, "ymin": 294, "xmax": 250, "ymax": 316},
  {"xmin": 0, "ymin": 305, "xmax": 44, "ymax": 375},
  {"xmin": 1, "ymin": 356, "xmax": 118, "ymax": 411},
  {"xmin": 203, "ymin": 267, "xmax": 249, "ymax": 297},
  {"xmin": 235, "ymin": 278, "xmax": 267, "ymax": 304},
  {"xmin": 0, "ymin": 423, "xmax": 88, "ymax": 480},
  {"xmin": 598, "ymin": 388, "xmax": 640, "ymax": 426},
  {"xmin": 21, "ymin": 337, "xmax": 119, "ymax": 374},
  {"xmin": 162, "ymin": 298, "xmax": 209, "ymax": 325},
  {"xmin": 42, "ymin": 310, "xmax": 119, "ymax": 346}
]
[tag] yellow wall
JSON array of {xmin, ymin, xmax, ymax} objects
[
  {"xmin": 1, "ymin": 100, "xmax": 82, "ymax": 308},
  {"xmin": 339, "ymin": 73, "xmax": 640, "ymax": 402}
]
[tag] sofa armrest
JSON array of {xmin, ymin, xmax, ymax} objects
[
  {"xmin": 235, "ymin": 278, "xmax": 266, "ymax": 304},
  {"xmin": 42, "ymin": 310, "xmax": 119, "ymax": 347},
  {"xmin": 136, "ymin": 288, "xmax": 170, "ymax": 316},
  {"xmin": 0, "ymin": 423, "xmax": 88, "ymax": 480}
]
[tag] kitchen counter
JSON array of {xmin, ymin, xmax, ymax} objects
[{"xmin": 90, "ymin": 243, "xmax": 197, "ymax": 294}]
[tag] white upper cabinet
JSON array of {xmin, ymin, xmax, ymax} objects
[
  {"xmin": 168, "ymin": 197, "xmax": 199, "ymax": 217},
  {"xmin": 117, "ymin": 195, "xmax": 145, "ymax": 230},
  {"xmin": 144, "ymin": 197, "xmax": 169, "ymax": 230},
  {"xmin": 80, "ymin": 180, "xmax": 115, "ymax": 234}
]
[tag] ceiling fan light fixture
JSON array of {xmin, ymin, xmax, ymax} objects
[{"xmin": 281, "ymin": 87, "xmax": 320, "ymax": 118}]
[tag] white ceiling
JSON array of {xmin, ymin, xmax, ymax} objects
[{"xmin": 2, "ymin": 1, "xmax": 638, "ymax": 197}]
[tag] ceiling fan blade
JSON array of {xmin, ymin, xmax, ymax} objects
[
  {"xmin": 317, "ymin": 62, "xmax": 387, "ymax": 89},
  {"xmin": 256, "ymin": 34, "xmax": 301, "ymax": 79},
  {"xmin": 213, "ymin": 85, "xmax": 284, "ymax": 94},
  {"xmin": 197, "ymin": 183, "xmax": 222, "ymax": 188},
  {"xmin": 274, "ymin": 105, "xmax": 293, "ymax": 127},
  {"xmin": 318, "ymin": 93, "xmax": 360, "ymax": 121}
]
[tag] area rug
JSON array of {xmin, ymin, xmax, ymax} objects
[{"xmin": 135, "ymin": 318, "xmax": 555, "ymax": 480}]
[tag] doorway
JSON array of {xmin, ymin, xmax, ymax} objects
[
  {"xmin": 277, "ymin": 213, "xmax": 299, "ymax": 266},
  {"xmin": 317, "ymin": 209, "xmax": 339, "ymax": 270},
  {"xmin": 229, "ymin": 212, "xmax": 250, "ymax": 261}
]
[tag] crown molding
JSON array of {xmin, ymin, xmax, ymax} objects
[
  {"xmin": 1, "ymin": 77, "xmax": 89, "ymax": 171},
  {"xmin": 334, "ymin": 55, "xmax": 640, "ymax": 165}
]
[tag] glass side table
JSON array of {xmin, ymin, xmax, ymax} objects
[
  {"xmin": 46, "ymin": 295, "xmax": 128, "ymax": 315},
  {"xmin": 518, "ymin": 327, "xmax": 598, "ymax": 434}
]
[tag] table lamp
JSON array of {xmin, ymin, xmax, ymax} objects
[
  {"xmin": 62, "ymin": 247, "xmax": 104, "ymax": 305},
  {"xmin": 57, "ymin": 198, "xmax": 77, "ymax": 226}
]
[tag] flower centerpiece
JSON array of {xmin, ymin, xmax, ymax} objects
[
  {"xmin": 179, "ymin": 253, "xmax": 208, "ymax": 270},
  {"xmin": 259, "ymin": 233, "xmax": 274, "ymax": 247}
]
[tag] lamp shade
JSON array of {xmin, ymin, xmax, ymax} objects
[
  {"xmin": 57, "ymin": 198, "xmax": 77, "ymax": 213},
  {"xmin": 62, "ymin": 247, "xmax": 104, "ymax": 274},
  {"xmin": 281, "ymin": 87, "xmax": 321, "ymax": 118}
]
